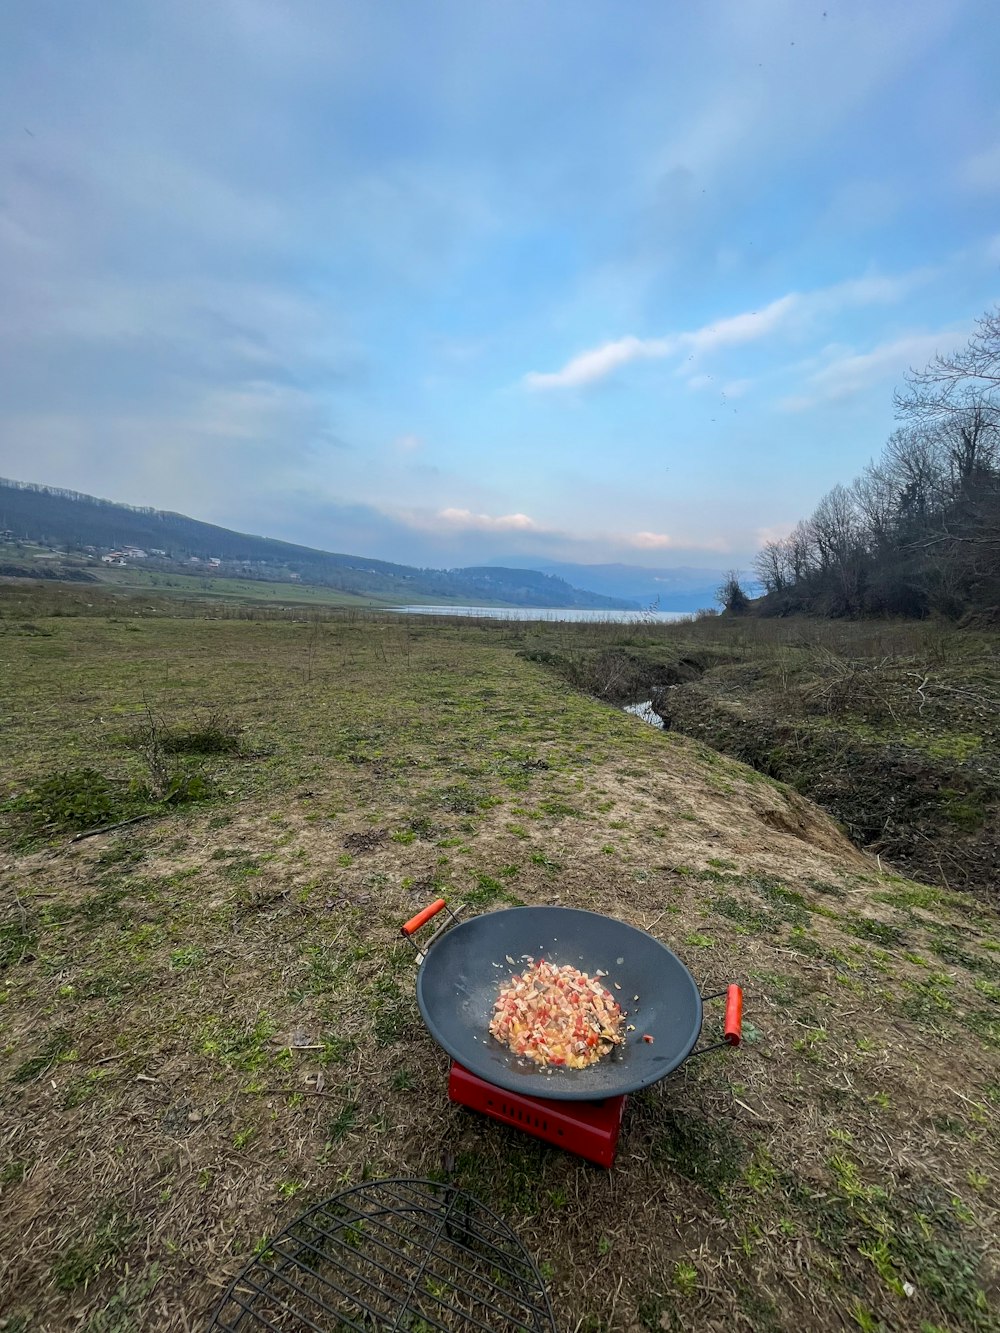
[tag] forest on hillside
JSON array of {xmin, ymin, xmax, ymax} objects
[
  {"xmin": 749, "ymin": 307, "xmax": 1000, "ymax": 622},
  {"xmin": 0, "ymin": 480, "xmax": 632, "ymax": 609}
]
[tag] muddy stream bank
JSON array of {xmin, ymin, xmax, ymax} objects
[{"xmin": 521, "ymin": 641, "xmax": 999, "ymax": 898}]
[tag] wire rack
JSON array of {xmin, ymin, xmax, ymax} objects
[{"xmin": 209, "ymin": 1177, "xmax": 557, "ymax": 1333}]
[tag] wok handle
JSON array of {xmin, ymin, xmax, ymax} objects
[
  {"xmin": 690, "ymin": 984, "xmax": 743, "ymax": 1057},
  {"xmin": 401, "ymin": 898, "xmax": 448, "ymax": 937},
  {"xmin": 723, "ymin": 984, "xmax": 743, "ymax": 1046}
]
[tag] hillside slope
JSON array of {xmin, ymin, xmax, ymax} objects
[{"xmin": 0, "ymin": 478, "xmax": 636, "ymax": 608}]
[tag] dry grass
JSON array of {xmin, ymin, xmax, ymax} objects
[{"xmin": 1, "ymin": 608, "xmax": 998, "ymax": 1332}]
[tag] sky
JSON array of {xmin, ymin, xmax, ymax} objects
[{"xmin": 1, "ymin": 0, "xmax": 998, "ymax": 574}]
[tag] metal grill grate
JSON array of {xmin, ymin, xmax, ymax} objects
[{"xmin": 209, "ymin": 1178, "xmax": 557, "ymax": 1332}]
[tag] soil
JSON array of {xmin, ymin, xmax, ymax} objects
[
  {"xmin": 646, "ymin": 657, "xmax": 1000, "ymax": 899},
  {"xmin": 517, "ymin": 626, "xmax": 1000, "ymax": 899}
]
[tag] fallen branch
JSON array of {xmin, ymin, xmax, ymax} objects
[
  {"xmin": 70, "ymin": 813, "xmax": 154, "ymax": 843},
  {"xmin": 239, "ymin": 1086, "xmax": 340, "ymax": 1100},
  {"xmin": 91, "ymin": 1050, "xmax": 156, "ymax": 1065}
]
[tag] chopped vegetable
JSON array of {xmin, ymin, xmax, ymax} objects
[{"xmin": 489, "ymin": 959, "xmax": 625, "ymax": 1069}]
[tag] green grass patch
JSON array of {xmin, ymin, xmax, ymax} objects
[
  {"xmin": 52, "ymin": 1211, "xmax": 137, "ymax": 1291},
  {"xmin": 198, "ymin": 1014, "xmax": 276, "ymax": 1071},
  {"xmin": 12, "ymin": 1028, "xmax": 75, "ymax": 1083},
  {"xmin": 648, "ymin": 1106, "xmax": 748, "ymax": 1196},
  {"xmin": 843, "ymin": 915, "xmax": 907, "ymax": 948}
]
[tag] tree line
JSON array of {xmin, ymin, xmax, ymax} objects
[{"xmin": 748, "ymin": 306, "xmax": 1000, "ymax": 620}]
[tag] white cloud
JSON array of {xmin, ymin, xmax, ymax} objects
[
  {"xmin": 681, "ymin": 294, "xmax": 799, "ymax": 358},
  {"xmin": 393, "ymin": 433, "xmax": 422, "ymax": 452},
  {"xmin": 437, "ymin": 508, "xmax": 543, "ymax": 533},
  {"xmin": 777, "ymin": 331, "xmax": 956, "ymax": 412},
  {"xmin": 523, "ymin": 267, "xmax": 925, "ymax": 392},
  {"xmin": 626, "ymin": 530, "xmax": 729, "ymax": 553},
  {"xmin": 722, "ymin": 378, "xmax": 752, "ymax": 398},
  {"xmin": 628, "ymin": 531, "xmax": 675, "ymax": 549},
  {"xmin": 524, "ymin": 335, "xmax": 675, "ymax": 390},
  {"xmin": 817, "ymin": 272, "xmax": 922, "ymax": 308},
  {"xmin": 755, "ymin": 522, "xmax": 796, "ymax": 546}
]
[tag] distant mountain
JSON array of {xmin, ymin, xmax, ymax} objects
[
  {"xmin": 0, "ymin": 478, "xmax": 636, "ymax": 610},
  {"xmin": 493, "ymin": 559, "xmax": 729, "ymax": 611}
]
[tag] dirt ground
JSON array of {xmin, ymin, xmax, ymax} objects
[{"xmin": 1, "ymin": 611, "xmax": 998, "ymax": 1332}]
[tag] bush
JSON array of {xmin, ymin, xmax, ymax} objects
[{"xmin": 2, "ymin": 769, "xmax": 143, "ymax": 834}]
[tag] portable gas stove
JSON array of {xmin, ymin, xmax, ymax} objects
[{"xmin": 401, "ymin": 899, "xmax": 742, "ymax": 1168}]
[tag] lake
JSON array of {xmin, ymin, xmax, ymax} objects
[{"xmin": 389, "ymin": 605, "xmax": 693, "ymax": 623}]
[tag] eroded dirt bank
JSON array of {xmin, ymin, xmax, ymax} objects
[{"xmin": 520, "ymin": 628, "xmax": 1000, "ymax": 898}]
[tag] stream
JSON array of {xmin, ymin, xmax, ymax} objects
[{"xmin": 624, "ymin": 700, "xmax": 662, "ymax": 727}]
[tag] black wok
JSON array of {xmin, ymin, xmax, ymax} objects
[{"xmin": 414, "ymin": 906, "xmax": 720, "ymax": 1102}]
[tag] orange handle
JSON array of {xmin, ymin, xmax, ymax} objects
[
  {"xmin": 724, "ymin": 984, "xmax": 743, "ymax": 1046},
  {"xmin": 401, "ymin": 898, "xmax": 447, "ymax": 937}
]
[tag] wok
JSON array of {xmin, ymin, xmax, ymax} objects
[{"xmin": 407, "ymin": 904, "xmax": 740, "ymax": 1102}]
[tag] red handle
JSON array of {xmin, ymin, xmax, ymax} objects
[
  {"xmin": 724, "ymin": 984, "xmax": 743, "ymax": 1046},
  {"xmin": 401, "ymin": 898, "xmax": 447, "ymax": 937}
]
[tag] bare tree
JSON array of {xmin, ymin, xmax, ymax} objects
[
  {"xmin": 895, "ymin": 307, "xmax": 1000, "ymax": 479},
  {"xmin": 852, "ymin": 462, "xmax": 899, "ymax": 553},
  {"xmin": 748, "ymin": 309, "xmax": 1000, "ymax": 619},
  {"xmin": 883, "ymin": 426, "xmax": 946, "ymax": 530},
  {"xmin": 786, "ymin": 521, "xmax": 815, "ymax": 581},
  {"xmin": 896, "ymin": 306, "xmax": 1000, "ymax": 409},
  {"xmin": 753, "ymin": 540, "xmax": 790, "ymax": 594},
  {"xmin": 938, "ymin": 401, "xmax": 999, "ymax": 493},
  {"xmin": 810, "ymin": 485, "xmax": 866, "ymax": 612},
  {"xmin": 715, "ymin": 569, "xmax": 751, "ymax": 614}
]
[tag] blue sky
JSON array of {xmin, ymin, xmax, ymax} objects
[{"xmin": 1, "ymin": 0, "xmax": 998, "ymax": 572}]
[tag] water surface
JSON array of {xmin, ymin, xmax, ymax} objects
[{"xmin": 390, "ymin": 605, "xmax": 691, "ymax": 623}]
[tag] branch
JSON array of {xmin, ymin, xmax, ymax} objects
[{"xmin": 70, "ymin": 813, "xmax": 154, "ymax": 843}]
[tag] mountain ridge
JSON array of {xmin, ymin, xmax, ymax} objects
[{"xmin": 0, "ymin": 477, "xmax": 638, "ymax": 609}]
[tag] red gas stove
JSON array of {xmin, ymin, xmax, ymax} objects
[{"xmin": 448, "ymin": 1061, "xmax": 627, "ymax": 1168}]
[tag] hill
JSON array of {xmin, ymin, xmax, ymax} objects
[
  {"xmin": 503, "ymin": 559, "xmax": 731, "ymax": 611},
  {"xmin": 0, "ymin": 478, "xmax": 636, "ymax": 609}
]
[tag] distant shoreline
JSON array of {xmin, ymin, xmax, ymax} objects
[{"xmin": 387, "ymin": 604, "xmax": 691, "ymax": 622}]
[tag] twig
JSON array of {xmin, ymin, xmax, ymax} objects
[
  {"xmin": 733, "ymin": 1097, "xmax": 765, "ymax": 1120},
  {"xmin": 70, "ymin": 813, "xmax": 154, "ymax": 843},
  {"xmin": 945, "ymin": 1084, "xmax": 986, "ymax": 1109},
  {"xmin": 10, "ymin": 881, "xmax": 28, "ymax": 929},
  {"xmin": 92, "ymin": 1050, "xmax": 156, "ymax": 1065},
  {"xmin": 239, "ymin": 1086, "xmax": 340, "ymax": 1100}
]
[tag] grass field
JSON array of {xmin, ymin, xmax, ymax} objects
[{"xmin": 1, "ymin": 604, "xmax": 998, "ymax": 1332}]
